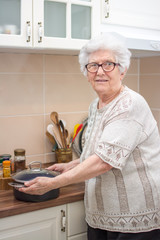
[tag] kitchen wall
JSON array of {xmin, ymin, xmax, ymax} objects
[{"xmin": 0, "ymin": 53, "xmax": 159, "ymax": 165}]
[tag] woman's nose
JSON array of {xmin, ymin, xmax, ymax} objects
[{"xmin": 96, "ymin": 65, "xmax": 105, "ymax": 75}]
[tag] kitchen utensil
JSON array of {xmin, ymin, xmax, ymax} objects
[
  {"xmin": 47, "ymin": 124, "xmax": 63, "ymax": 148},
  {"xmin": 50, "ymin": 112, "xmax": 65, "ymax": 148},
  {"xmin": 10, "ymin": 161, "xmax": 59, "ymax": 202},
  {"xmin": 73, "ymin": 124, "xmax": 80, "ymax": 138},
  {"xmin": 59, "ymin": 120, "xmax": 67, "ymax": 148},
  {"xmin": 72, "ymin": 124, "xmax": 83, "ymax": 143},
  {"xmin": 46, "ymin": 131, "xmax": 57, "ymax": 145}
]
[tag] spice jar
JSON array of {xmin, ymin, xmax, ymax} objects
[
  {"xmin": 0, "ymin": 158, "xmax": 3, "ymax": 178},
  {"xmin": 3, "ymin": 160, "xmax": 11, "ymax": 178},
  {"xmin": 14, "ymin": 149, "xmax": 26, "ymax": 173}
]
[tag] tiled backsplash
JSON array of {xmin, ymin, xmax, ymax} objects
[{"xmin": 0, "ymin": 53, "xmax": 159, "ymax": 165}]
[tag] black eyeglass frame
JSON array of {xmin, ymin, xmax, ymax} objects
[{"xmin": 85, "ymin": 61, "xmax": 120, "ymax": 73}]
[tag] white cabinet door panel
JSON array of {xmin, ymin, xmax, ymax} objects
[
  {"xmin": 67, "ymin": 201, "xmax": 87, "ymax": 237},
  {"xmin": 101, "ymin": 0, "xmax": 160, "ymax": 30}
]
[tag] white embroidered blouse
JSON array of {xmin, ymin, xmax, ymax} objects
[{"xmin": 80, "ymin": 86, "xmax": 160, "ymax": 233}]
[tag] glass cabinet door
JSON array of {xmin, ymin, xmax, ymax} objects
[
  {"xmin": 71, "ymin": 4, "xmax": 91, "ymax": 39},
  {"xmin": 44, "ymin": 1, "xmax": 66, "ymax": 38},
  {"xmin": 0, "ymin": 0, "xmax": 21, "ymax": 35},
  {"xmin": 0, "ymin": 0, "xmax": 32, "ymax": 47},
  {"xmin": 34, "ymin": 0, "xmax": 94, "ymax": 50}
]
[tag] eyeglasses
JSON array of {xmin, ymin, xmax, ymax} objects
[{"xmin": 85, "ymin": 61, "xmax": 120, "ymax": 73}]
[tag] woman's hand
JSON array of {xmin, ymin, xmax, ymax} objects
[
  {"xmin": 19, "ymin": 177, "xmax": 55, "ymax": 195},
  {"xmin": 47, "ymin": 159, "xmax": 80, "ymax": 174}
]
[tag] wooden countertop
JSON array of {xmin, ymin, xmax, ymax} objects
[{"xmin": 0, "ymin": 182, "xmax": 85, "ymax": 219}]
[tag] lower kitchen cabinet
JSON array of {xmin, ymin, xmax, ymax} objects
[
  {"xmin": 0, "ymin": 200, "xmax": 87, "ymax": 240},
  {"xmin": 0, "ymin": 204, "xmax": 66, "ymax": 240},
  {"xmin": 67, "ymin": 201, "xmax": 87, "ymax": 239}
]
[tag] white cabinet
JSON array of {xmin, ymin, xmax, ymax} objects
[
  {"xmin": 101, "ymin": 0, "xmax": 160, "ymax": 30},
  {"xmin": 0, "ymin": 201, "xmax": 87, "ymax": 240},
  {"xmin": 0, "ymin": 205, "xmax": 66, "ymax": 240},
  {"xmin": 67, "ymin": 201, "xmax": 87, "ymax": 240},
  {"xmin": 0, "ymin": 0, "xmax": 32, "ymax": 48},
  {"xmin": 100, "ymin": 0, "xmax": 160, "ymax": 45},
  {"xmin": 0, "ymin": 0, "xmax": 100, "ymax": 51}
]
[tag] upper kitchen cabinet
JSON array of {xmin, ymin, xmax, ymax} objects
[
  {"xmin": 0, "ymin": 0, "xmax": 100, "ymax": 52},
  {"xmin": 33, "ymin": 0, "xmax": 100, "ymax": 51},
  {"xmin": 101, "ymin": 0, "xmax": 160, "ymax": 47},
  {"xmin": 0, "ymin": 0, "xmax": 32, "ymax": 47},
  {"xmin": 101, "ymin": 0, "xmax": 160, "ymax": 30}
]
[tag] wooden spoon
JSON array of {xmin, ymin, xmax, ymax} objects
[{"xmin": 50, "ymin": 112, "xmax": 65, "ymax": 148}]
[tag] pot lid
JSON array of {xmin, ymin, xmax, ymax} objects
[{"xmin": 12, "ymin": 161, "xmax": 59, "ymax": 183}]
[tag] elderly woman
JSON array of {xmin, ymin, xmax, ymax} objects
[{"xmin": 20, "ymin": 34, "xmax": 160, "ymax": 240}]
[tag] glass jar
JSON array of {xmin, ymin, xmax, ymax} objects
[
  {"xmin": 3, "ymin": 160, "xmax": 11, "ymax": 178},
  {"xmin": 55, "ymin": 148, "xmax": 72, "ymax": 163},
  {"xmin": 14, "ymin": 149, "xmax": 26, "ymax": 173},
  {"xmin": 0, "ymin": 158, "xmax": 3, "ymax": 178}
]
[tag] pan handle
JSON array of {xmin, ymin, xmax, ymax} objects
[{"xmin": 29, "ymin": 161, "xmax": 42, "ymax": 171}]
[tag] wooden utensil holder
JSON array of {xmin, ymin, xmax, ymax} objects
[{"xmin": 0, "ymin": 177, "xmax": 13, "ymax": 190}]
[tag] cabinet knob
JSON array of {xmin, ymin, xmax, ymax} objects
[
  {"xmin": 38, "ymin": 22, "xmax": 43, "ymax": 43},
  {"xmin": 26, "ymin": 21, "xmax": 31, "ymax": 42}
]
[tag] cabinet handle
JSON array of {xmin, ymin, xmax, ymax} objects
[
  {"xmin": 38, "ymin": 22, "xmax": 43, "ymax": 43},
  {"xmin": 26, "ymin": 21, "xmax": 31, "ymax": 42},
  {"xmin": 61, "ymin": 210, "xmax": 66, "ymax": 232},
  {"xmin": 104, "ymin": 0, "xmax": 110, "ymax": 18}
]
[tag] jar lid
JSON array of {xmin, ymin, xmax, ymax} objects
[
  {"xmin": 0, "ymin": 154, "xmax": 11, "ymax": 160},
  {"xmin": 14, "ymin": 149, "xmax": 25, "ymax": 156},
  {"xmin": 3, "ymin": 160, "xmax": 11, "ymax": 166},
  {"xmin": 0, "ymin": 158, "xmax": 3, "ymax": 164}
]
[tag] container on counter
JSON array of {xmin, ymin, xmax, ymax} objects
[
  {"xmin": 0, "ymin": 158, "xmax": 3, "ymax": 178},
  {"xmin": 3, "ymin": 160, "xmax": 11, "ymax": 178},
  {"xmin": 14, "ymin": 149, "xmax": 26, "ymax": 173},
  {"xmin": 55, "ymin": 148, "xmax": 72, "ymax": 163}
]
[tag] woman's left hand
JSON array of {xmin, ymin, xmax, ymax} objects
[{"xmin": 18, "ymin": 177, "xmax": 54, "ymax": 195}]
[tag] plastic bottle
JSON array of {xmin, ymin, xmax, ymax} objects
[{"xmin": 3, "ymin": 160, "xmax": 11, "ymax": 178}]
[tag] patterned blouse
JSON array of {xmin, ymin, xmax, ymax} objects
[{"xmin": 80, "ymin": 86, "xmax": 160, "ymax": 233}]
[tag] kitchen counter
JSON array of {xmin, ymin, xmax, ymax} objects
[{"xmin": 0, "ymin": 182, "xmax": 85, "ymax": 219}]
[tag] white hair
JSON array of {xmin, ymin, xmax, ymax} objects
[{"xmin": 79, "ymin": 33, "xmax": 131, "ymax": 76}]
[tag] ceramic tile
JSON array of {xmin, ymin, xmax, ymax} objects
[
  {"xmin": 140, "ymin": 75, "xmax": 160, "ymax": 108},
  {"xmin": 0, "ymin": 115, "xmax": 45, "ymax": 156},
  {"xmin": 0, "ymin": 74, "xmax": 44, "ymax": 116},
  {"xmin": 45, "ymin": 55, "xmax": 81, "ymax": 74},
  {"xmin": 140, "ymin": 56, "xmax": 160, "ymax": 74},
  {"xmin": 123, "ymin": 74, "xmax": 139, "ymax": 92},
  {"xmin": 45, "ymin": 73, "xmax": 96, "ymax": 113},
  {"xmin": 152, "ymin": 110, "xmax": 160, "ymax": 131},
  {"xmin": 127, "ymin": 58, "xmax": 139, "ymax": 74},
  {"xmin": 0, "ymin": 53, "xmax": 43, "ymax": 73}
]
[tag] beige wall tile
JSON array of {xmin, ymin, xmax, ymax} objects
[
  {"xmin": 140, "ymin": 56, "xmax": 160, "ymax": 74},
  {"xmin": 152, "ymin": 110, "xmax": 160, "ymax": 131},
  {"xmin": 140, "ymin": 75, "xmax": 160, "ymax": 108},
  {"xmin": 0, "ymin": 53, "xmax": 43, "ymax": 73},
  {"xmin": 45, "ymin": 73, "xmax": 96, "ymax": 113},
  {"xmin": 127, "ymin": 58, "xmax": 139, "ymax": 74},
  {"xmin": 0, "ymin": 115, "xmax": 45, "ymax": 156},
  {"xmin": 123, "ymin": 75, "xmax": 139, "ymax": 92},
  {"xmin": 0, "ymin": 74, "xmax": 43, "ymax": 115},
  {"xmin": 45, "ymin": 55, "xmax": 81, "ymax": 74}
]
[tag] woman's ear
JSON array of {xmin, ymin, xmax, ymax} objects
[{"xmin": 120, "ymin": 67, "xmax": 127, "ymax": 81}]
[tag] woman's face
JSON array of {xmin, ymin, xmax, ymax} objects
[{"xmin": 87, "ymin": 49, "xmax": 126, "ymax": 97}]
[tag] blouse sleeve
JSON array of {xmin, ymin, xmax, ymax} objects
[{"xmin": 95, "ymin": 119, "xmax": 143, "ymax": 170}]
